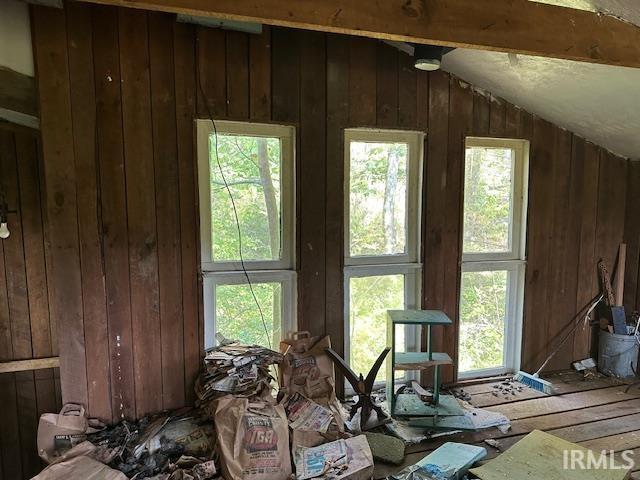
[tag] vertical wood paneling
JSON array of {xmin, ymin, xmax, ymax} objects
[
  {"xmin": 0, "ymin": 374, "xmax": 22, "ymax": 479},
  {"xmin": 32, "ymin": 5, "xmax": 88, "ymax": 408},
  {"xmin": 624, "ymin": 162, "xmax": 640, "ymax": 313},
  {"xmin": 92, "ymin": 5, "xmax": 136, "ymax": 421},
  {"xmin": 572, "ymin": 142, "xmax": 601, "ymax": 360},
  {"xmin": 173, "ymin": 21, "xmax": 200, "ymax": 404},
  {"xmin": 196, "ymin": 27, "xmax": 226, "ymax": 118},
  {"xmin": 522, "ymin": 119, "xmax": 556, "ymax": 371},
  {"xmin": 249, "ymin": 26, "xmax": 271, "ymax": 122},
  {"xmin": 271, "ymin": 28, "xmax": 300, "ymax": 124},
  {"xmin": 326, "ymin": 34, "xmax": 349, "ymax": 396},
  {"xmin": 488, "ymin": 96, "xmax": 506, "ymax": 136},
  {"xmin": 66, "ymin": 2, "xmax": 112, "ymax": 423},
  {"xmin": 423, "ymin": 70, "xmax": 449, "ymax": 378},
  {"xmin": 397, "ymin": 53, "xmax": 417, "ymax": 129},
  {"xmin": 149, "ymin": 12, "xmax": 185, "ymax": 410},
  {"xmin": 546, "ymin": 129, "xmax": 573, "ymax": 371},
  {"xmin": 444, "ymin": 79, "xmax": 473, "ymax": 381},
  {"xmin": 375, "ymin": 42, "xmax": 398, "ymax": 128},
  {"xmin": 225, "ymin": 31, "xmax": 250, "ymax": 120},
  {"xmin": 119, "ymin": 8, "xmax": 162, "ymax": 417},
  {"xmin": 0, "ymin": 124, "xmax": 62, "ymax": 479},
  {"xmin": 348, "ymin": 37, "xmax": 376, "ymax": 126},
  {"xmin": 299, "ymin": 31, "xmax": 326, "ymax": 336}
]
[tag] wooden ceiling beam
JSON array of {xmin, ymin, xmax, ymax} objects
[{"xmin": 74, "ymin": 0, "xmax": 640, "ymax": 68}]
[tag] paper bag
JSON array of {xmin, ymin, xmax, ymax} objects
[
  {"xmin": 280, "ymin": 332, "xmax": 345, "ymax": 436},
  {"xmin": 31, "ymin": 454, "xmax": 127, "ymax": 480},
  {"xmin": 215, "ymin": 396, "xmax": 292, "ymax": 480},
  {"xmin": 37, "ymin": 404, "xmax": 88, "ymax": 463},
  {"xmin": 279, "ymin": 332, "xmax": 336, "ymax": 400}
]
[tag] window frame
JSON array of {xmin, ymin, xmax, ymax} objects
[
  {"xmin": 202, "ymin": 270, "xmax": 297, "ymax": 349},
  {"xmin": 462, "ymin": 137, "xmax": 528, "ymax": 263},
  {"xmin": 196, "ymin": 119, "xmax": 297, "ymax": 349},
  {"xmin": 342, "ymin": 128, "xmax": 425, "ymax": 389},
  {"xmin": 343, "ymin": 128, "xmax": 424, "ymax": 266},
  {"xmin": 458, "ymin": 137, "xmax": 529, "ymax": 380},
  {"xmin": 196, "ymin": 119, "xmax": 296, "ymax": 272}
]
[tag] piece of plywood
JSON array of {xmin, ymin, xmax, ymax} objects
[{"xmin": 470, "ymin": 430, "xmax": 629, "ymax": 480}]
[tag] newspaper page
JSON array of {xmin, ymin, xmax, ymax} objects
[{"xmin": 284, "ymin": 393, "xmax": 333, "ymax": 433}]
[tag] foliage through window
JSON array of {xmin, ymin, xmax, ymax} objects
[
  {"xmin": 458, "ymin": 138, "xmax": 528, "ymax": 379},
  {"xmin": 344, "ymin": 129, "xmax": 423, "ymax": 386},
  {"xmin": 197, "ymin": 120, "xmax": 295, "ymax": 349}
]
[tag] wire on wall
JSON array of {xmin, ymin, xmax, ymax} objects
[{"xmin": 195, "ymin": 36, "xmax": 272, "ymax": 349}]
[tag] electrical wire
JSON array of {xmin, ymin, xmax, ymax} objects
[{"xmin": 195, "ymin": 38, "xmax": 272, "ymax": 350}]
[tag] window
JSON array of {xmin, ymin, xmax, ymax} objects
[
  {"xmin": 197, "ymin": 120, "xmax": 296, "ymax": 349},
  {"xmin": 344, "ymin": 129, "xmax": 424, "ymax": 384},
  {"xmin": 458, "ymin": 137, "xmax": 529, "ymax": 379}
]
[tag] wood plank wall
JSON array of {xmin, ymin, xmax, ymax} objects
[
  {"xmin": 0, "ymin": 123, "xmax": 61, "ymax": 480},
  {"xmin": 26, "ymin": 1, "xmax": 629, "ymax": 435},
  {"xmin": 623, "ymin": 161, "xmax": 640, "ymax": 317}
]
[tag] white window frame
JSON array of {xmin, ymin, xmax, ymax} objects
[
  {"xmin": 344, "ymin": 129, "xmax": 423, "ymax": 266},
  {"xmin": 196, "ymin": 119, "xmax": 297, "ymax": 349},
  {"xmin": 196, "ymin": 119, "xmax": 295, "ymax": 272},
  {"xmin": 458, "ymin": 137, "xmax": 529, "ymax": 380},
  {"xmin": 343, "ymin": 128, "xmax": 424, "ymax": 388},
  {"xmin": 203, "ymin": 270, "xmax": 297, "ymax": 349}
]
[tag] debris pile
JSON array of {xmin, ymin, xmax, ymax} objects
[
  {"xmin": 86, "ymin": 411, "xmax": 216, "ymax": 478},
  {"xmin": 195, "ymin": 338, "xmax": 283, "ymax": 409}
]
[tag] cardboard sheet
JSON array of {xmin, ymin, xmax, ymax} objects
[{"xmin": 470, "ymin": 430, "xmax": 630, "ymax": 480}]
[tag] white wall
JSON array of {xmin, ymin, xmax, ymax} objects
[{"xmin": 0, "ymin": 0, "xmax": 34, "ymax": 76}]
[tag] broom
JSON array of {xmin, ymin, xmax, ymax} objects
[{"xmin": 514, "ymin": 293, "xmax": 603, "ymax": 393}]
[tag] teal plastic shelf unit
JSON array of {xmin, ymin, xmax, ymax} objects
[{"xmin": 386, "ymin": 309, "xmax": 459, "ymax": 417}]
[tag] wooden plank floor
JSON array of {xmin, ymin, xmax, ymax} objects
[{"xmin": 375, "ymin": 371, "xmax": 640, "ymax": 478}]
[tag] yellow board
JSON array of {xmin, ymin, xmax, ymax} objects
[{"xmin": 470, "ymin": 430, "xmax": 630, "ymax": 480}]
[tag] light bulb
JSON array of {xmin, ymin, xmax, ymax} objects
[{"xmin": 0, "ymin": 222, "xmax": 9, "ymax": 239}]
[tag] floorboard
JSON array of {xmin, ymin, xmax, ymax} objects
[{"xmin": 375, "ymin": 371, "xmax": 639, "ymax": 479}]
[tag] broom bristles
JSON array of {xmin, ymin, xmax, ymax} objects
[{"xmin": 513, "ymin": 371, "xmax": 554, "ymax": 394}]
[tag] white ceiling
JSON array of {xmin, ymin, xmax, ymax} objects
[{"xmin": 441, "ymin": 0, "xmax": 640, "ymax": 159}]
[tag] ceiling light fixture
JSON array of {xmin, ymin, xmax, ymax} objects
[{"xmin": 413, "ymin": 45, "xmax": 455, "ymax": 71}]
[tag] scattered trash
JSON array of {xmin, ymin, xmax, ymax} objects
[
  {"xmin": 572, "ymin": 357, "xmax": 597, "ymax": 371},
  {"xmin": 86, "ymin": 410, "xmax": 215, "ymax": 478},
  {"xmin": 283, "ymin": 392, "xmax": 334, "ymax": 432},
  {"xmin": 490, "ymin": 378, "xmax": 525, "ymax": 399},
  {"xmin": 385, "ymin": 442, "xmax": 486, "ymax": 480},
  {"xmin": 33, "ymin": 330, "xmax": 518, "ymax": 480},
  {"xmin": 294, "ymin": 435, "xmax": 374, "ymax": 480}
]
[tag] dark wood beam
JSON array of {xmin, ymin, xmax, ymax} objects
[
  {"xmin": 75, "ymin": 0, "xmax": 640, "ymax": 68},
  {"xmin": 0, "ymin": 67, "xmax": 37, "ymax": 116}
]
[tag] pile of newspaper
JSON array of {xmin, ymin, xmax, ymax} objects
[{"xmin": 195, "ymin": 337, "xmax": 283, "ymax": 404}]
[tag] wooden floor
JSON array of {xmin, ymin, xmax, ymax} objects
[{"xmin": 375, "ymin": 371, "xmax": 640, "ymax": 479}]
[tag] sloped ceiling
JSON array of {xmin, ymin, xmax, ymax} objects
[{"xmin": 441, "ymin": 0, "xmax": 640, "ymax": 159}]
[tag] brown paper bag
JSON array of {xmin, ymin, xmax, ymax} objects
[
  {"xmin": 215, "ymin": 396, "xmax": 292, "ymax": 480},
  {"xmin": 37, "ymin": 404, "xmax": 89, "ymax": 463},
  {"xmin": 280, "ymin": 332, "xmax": 345, "ymax": 437},
  {"xmin": 279, "ymin": 332, "xmax": 336, "ymax": 400},
  {"xmin": 31, "ymin": 454, "xmax": 127, "ymax": 480}
]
